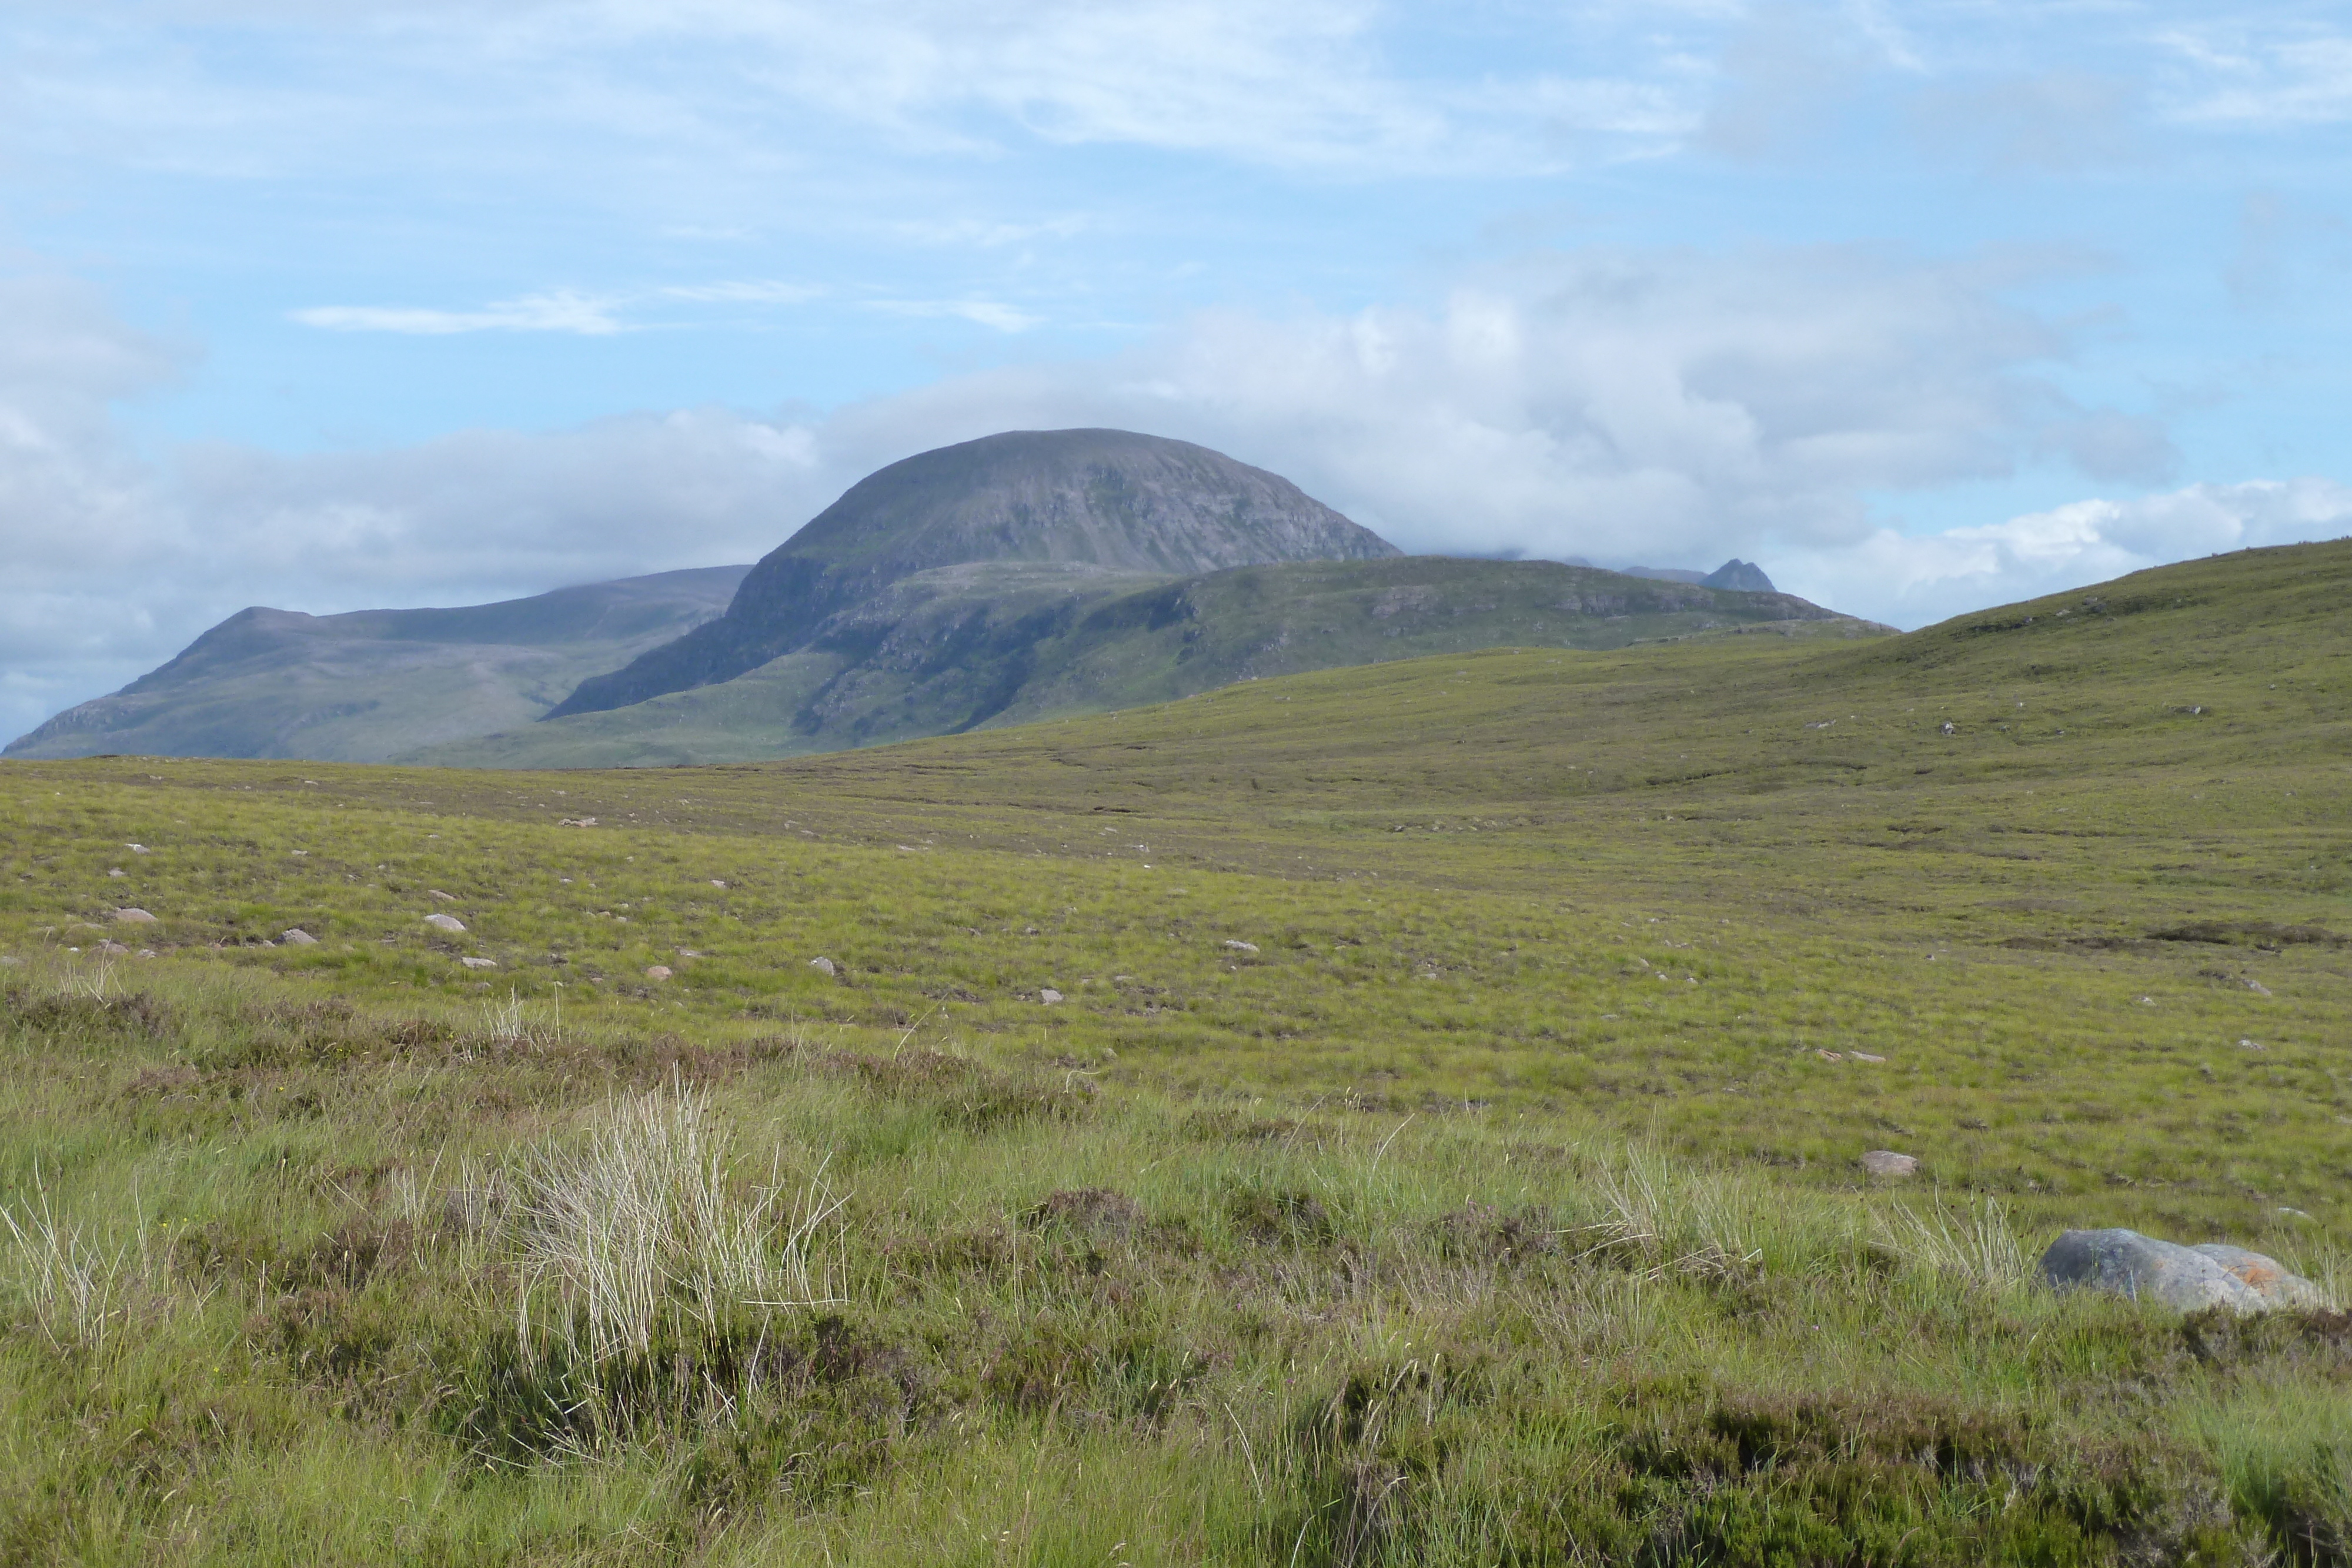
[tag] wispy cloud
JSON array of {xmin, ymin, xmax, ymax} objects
[
  {"xmin": 2161, "ymin": 26, "xmax": 2352, "ymax": 126},
  {"xmin": 290, "ymin": 290, "xmax": 629, "ymax": 335},
  {"xmin": 867, "ymin": 299, "xmax": 1044, "ymax": 333},
  {"xmin": 656, "ymin": 280, "xmax": 826, "ymax": 305}
]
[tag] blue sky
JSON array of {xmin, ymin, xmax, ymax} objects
[{"xmin": 5, "ymin": 1, "xmax": 2350, "ymax": 738}]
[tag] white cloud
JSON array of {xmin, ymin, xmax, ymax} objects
[
  {"xmin": 867, "ymin": 298, "xmax": 1044, "ymax": 333},
  {"xmin": 7, "ymin": 240, "xmax": 2347, "ymax": 741},
  {"xmin": 2163, "ymin": 27, "xmax": 2352, "ymax": 126},
  {"xmin": 1776, "ymin": 479, "xmax": 2352, "ymax": 627},
  {"xmin": 290, "ymin": 289, "xmax": 630, "ymax": 335}
]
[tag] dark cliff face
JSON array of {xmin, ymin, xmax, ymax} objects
[{"xmin": 546, "ymin": 429, "xmax": 1397, "ymax": 718}]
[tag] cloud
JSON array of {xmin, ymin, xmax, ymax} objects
[
  {"xmin": 290, "ymin": 289, "xmax": 630, "ymax": 335},
  {"xmin": 1776, "ymin": 478, "xmax": 2352, "ymax": 627},
  {"xmin": 866, "ymin": 299, "xmax": 1044, "ymax": 333},
  {"xmin": 2162, "ymin": 26, "xmax": 2352, "ymax": 127},
  {"xmin": 6, "ymin": 240, "xmax": 2343, "ymax": 741}
]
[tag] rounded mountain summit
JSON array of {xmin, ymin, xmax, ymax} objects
[{"xmin": 546, "ymin": 428, "xmax": 1400, "ymax": 718}]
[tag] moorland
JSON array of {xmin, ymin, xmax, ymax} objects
[{"xmin": 1, "ymin": 539, "xmax": 2348, "ymax": 1564}]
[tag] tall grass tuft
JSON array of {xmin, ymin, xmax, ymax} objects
[
  {"xmin": 0, "ymin": 1189, "xmax": 165, "ymax": 1355},
  {"xmin": 1874, "ymin": 1195, "xmax": 2031, "ymax": 1292},
  {"xmin": 514, "ymin": 1081, "xmax": 844, "ymax": 1364}
]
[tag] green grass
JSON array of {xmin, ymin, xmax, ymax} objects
[{"xmin": 0, "ymin": 539, "xmax": 2347, "ymax": 1562}]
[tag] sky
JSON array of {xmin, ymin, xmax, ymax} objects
[{"xmin": 5, "ymin": 0, "xmax": 2350, "ymax": 741}]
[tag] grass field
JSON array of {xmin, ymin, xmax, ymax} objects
[{"xmin": 2, "ymin": 540, "xmax": 2348, "ymax": 1563}]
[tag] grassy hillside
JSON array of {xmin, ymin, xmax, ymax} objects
[
  {"xmin": 5, "ymin": 567, "xmax": 749, "ymax": 764},
  {"xmin": 416, "ymin": 555, "xmax": 1872, "ymax": 768},
  {"xmin": 1, "ymin": 540, "xmax": 2348, "ymax": 1563}
]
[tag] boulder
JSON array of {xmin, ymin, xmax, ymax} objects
[
  {"xmin": 280, "ymin": 928, "xmax": 319, "ymax": 946},
  {"xmin": 644, "ymin": 964, "xmax": 673, "ymax": 981},
  {"xmin": 424, "ymin": 913, "xmax": 466, "ymax": 932},
  {"xmin": 2190, "ymin": 1243, "xmax": 2332, "ymax": 1309},
  {"xmin": 113, "ymin": 908, "xmax": 158, "ymax": 924},
  {"xmin": 96, "ymin": 941, "xmax": 130, "ymax": 956},
  {"xmin": 2037, "ymin": 1228, "xmax": 2270, "ymax": 1313},
  {"xmin": 808, "ymin": 956, "xmax": 837, "ymax": 977},
  {"xmin": 1859, "ymin": 1150, "xmax": 1919, "ymax": 1179}
]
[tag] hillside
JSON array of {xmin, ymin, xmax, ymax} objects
[
  {"xmin": 546, "ymin": 428, "xmax": 1401, "ymax": 718},
  {"xmin": 412, "ymin": 554, "xmax": 1873, "ymax": 768},
  {"xmin": 3, "ymin": 541, "xmax": 2349, "ymax": 1564},
  {"xmin": 4, "ymin": 566, "xmax": 748, "ymax": 764}
]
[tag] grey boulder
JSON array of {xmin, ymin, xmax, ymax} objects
[{"xmin": 2039, "ymin": 1228, "xmax": 2328, "ymax": 1313}]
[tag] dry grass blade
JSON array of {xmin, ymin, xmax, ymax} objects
[{"xmin": 1874, "ymin": 1195, "xmax": 2030, "ymax": 1290}]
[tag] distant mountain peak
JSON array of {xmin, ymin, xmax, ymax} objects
[
  {"xmin": 546, "ymin": 429, "xmax": 1398, "ymax": 719},
  {"xmin": 1620, "ymin": 559, "xmax": 1778, "ymax": 593}
]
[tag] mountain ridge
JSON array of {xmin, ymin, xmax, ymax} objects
[{"xmin": 545, "ymin": 428, "xmax": 1399, "ymax": 718}]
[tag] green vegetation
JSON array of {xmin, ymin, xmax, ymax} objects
[
  {"xmin": 1, "ymin": 539, "xmax": 2348, "ymax": 1562},
  {"xmin": 414, "ymin": 556, "xmax": 1869, "ymax": 769}
]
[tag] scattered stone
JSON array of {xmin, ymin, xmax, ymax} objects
[
  {"xmin": 808, "ymin": 956, "xmax": 837, "ymax": 977},
  {"xmin": 1040, "ymin": 988, "xmax": 1064, "ymax": 1004},
  {"xmin": 427, "ymin": 890, "xmax": 457, "ymax": 902},
  {"xmin": 107, "ymin": 868, "xmax": 124, "ymax": 878},
  {"xmin": 2245, "ymin": 978, "xmax": 2273, "ymax": 997},
  {"xmin": 138, "ymin": 950, "xmax": 155, "ymax": 959},
  {"xmin": 1859, "ymin": 1150, "xmax": 1919, "ymax": 1178},
  {"xmin": 2038, "ymin": 1228, "xmax": 2293, "ymax": 1313},
  {"xmin": 460, "ymin": 956, "xmax": 498, "ymax": 970},
  {"xmin": 557, "ymin": 817, "xmax": 597, "ymax": 827},
  {"xmin": 2191, "ymin": 1243, "xmax": 2331, "ymax": 1308},
  {"xmin": 676, "ymin": 948, "xmax": 705, "ymax": 958},
  {"xmin": 1223, "ymin": 940, "xmax": 1259, "ymax": 954},
  {"xmin": 1939, "ymin": 721, "xmax": 1957, "ymax": 735},
  {"xmin": 126, "ymin": 844, "xmax": 148, "ymax": 854},
  {"xmin": 710, "ymin": 880, "xmax": 727, "ymax": 888},
  {"xmin": 280, "ymin": 928, "xmax": 319, "ymax": 946},
  {"xmin": 1848, "ymin": 1051, "xmax": 1886, "ymax": 1064},
  {"xmin": 290, "ymin": 849, "xmax": 308, "ymax": 857},
  {"xmin": 96, "ymin": 941, "xmax": 130, "ymax": 955},
  {"xmin": 2238, "ymin": 1038, "xmax": 2266, "ymax": 1051},
  {"xmin": 1816, "ymin": 1049, "xmax": 1843, "ymax": 1061},
  {"xmin": 423, "ymin": 913, "xmax": 466, "ymax": 932},
  {"xmin": 113, "ymin": 908, "xmax": 157, "ymax": 924},
  {"xmin": 644, "ymin": 964, "xmax": 672, "ymax": 981}
]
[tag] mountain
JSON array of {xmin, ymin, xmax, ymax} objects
[
  {"xmin": 1619, "ymin": 559, "xmax": 1777, "ymax": 592},
  {"xmin": 406, "ymin": 555, "xmax": 1879, "ymax": 768},
  {"xmin": 4, "ymin": 567, "xmax": 748, "ymax": 763},
  {"xmin": 545, "ymin": 429, "xmax": 1399, "ymax": 718}
]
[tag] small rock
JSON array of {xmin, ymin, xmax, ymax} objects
[
  {"xmin": 428, "ymin": 890, "xmax": 457, "ymax": 903},
  {"xmin": 676, "ymin": 948, "xmax": 704, "ymax": 958},
  {"xmin": 1816, "ymin": 1049, "xmax": 1843, "ymax": 1062},
  {"xmin": 2039, "ymin": 1228, "xmax": 2271, "ymax": 1313},
  {"xmin": 424, "ymin": 913, "xmax": 466, "ymax": 932},
  {"xmin": 1859, "ymin": 1150, "xmax": 1919, "ymax": 1178},
  {"xmin": 96, "ymin": 941, "xmax": 130, "ymax": 955},
  {"xmin": 1848, "ymin": 1051, "xmax": 1886, "ymax": 1064},
  {"xmin": 557, "ymin": 816, "xmax": 597, "ymax": 827},
  {"xmin": 644, "ymin": 964, "xmax": 672, "ymax": 981},
  {"xmin": 113, "ymin": 908, "xmax": 158, "ymax": 924},
  {"xmin": 280, "ymin": 928, "xmax": 319, "ymax": 946},
  {"xmin": 1939, "ymin": 721, "xmax": 1957, "ymax": 735},
  {"xmin": 710, "ymin": 880, "xmax": 726, "ymax": 888},
  {"xmin": 1224, "ymin": 940, "xmax": 1259, "ymax": 954},
  {"xmin": 107, "ymin": 868, "xmax": 124, "ymax": 878},
  {"xmin": 126, "ymin": 844, "xmax": 148, "ymax": 854},
  {"xmin": 2245, "ymin": 979, "xmax": 2273, "ymax": 997},
  {"xmin": 2238, "ymin": 1038, "xmax": 2265, "ymax": 1051},
  {"xmin": 1040, "ymin": 988, "xmax": 1064, "ymax": 1004},
  {"xmin": 138, "ymin": 950, "xmax": 155, "ymax": 959},
  {"xmin": 808, "ymin": 956, "xmax": 836, "ymax": 977},
  {"xmin": 460, "ymin": 957, "xmax": 498, "ymax": 970},
  {"xmin": 0, "ymin": 956, "xmax": 21, "ymax": 967}
]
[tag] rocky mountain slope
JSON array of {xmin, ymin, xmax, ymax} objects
[
  {"xmin": 4, "ymin": 567, "xmax": 747, "ymax": 763},
  {"xmin": 544, "ymin": 429, "xmax": 1399, "ymax": 718}
]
